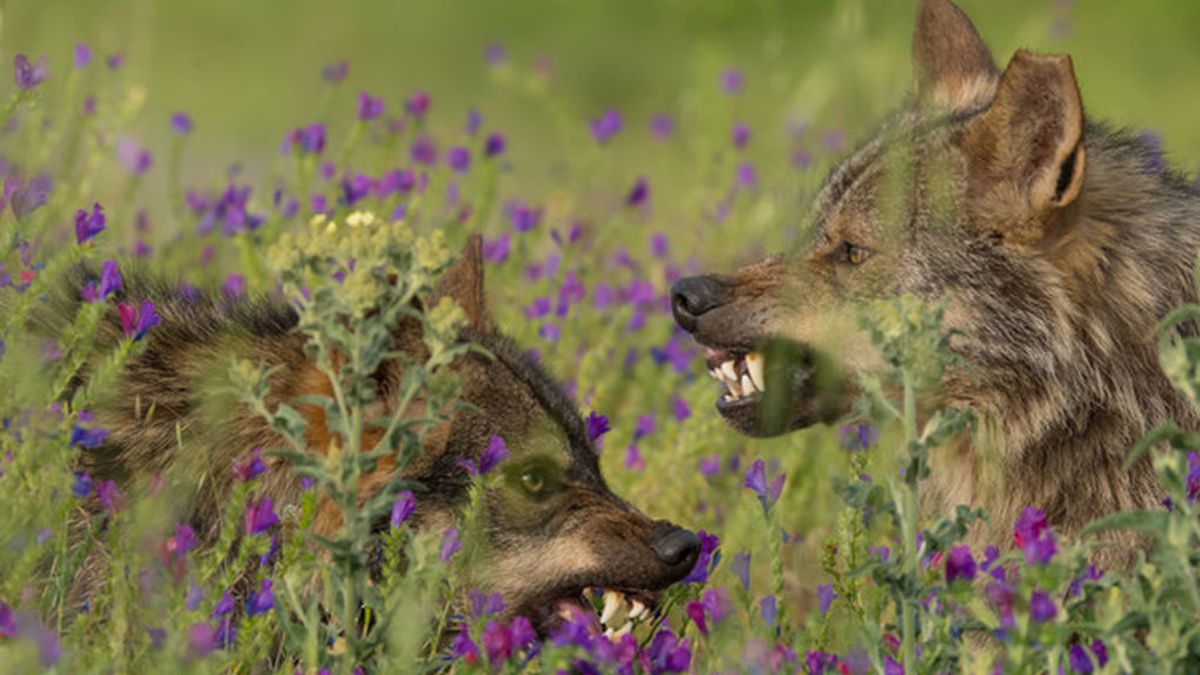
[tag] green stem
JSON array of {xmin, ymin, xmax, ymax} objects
[{"xmin": 900, "ymin": 369, "xmax": 919, "ymax": 671}]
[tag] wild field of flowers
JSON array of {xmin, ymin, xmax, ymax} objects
[{"xmin": 2, "ymin": 1, "xmax": 1200, "ymax": 673}]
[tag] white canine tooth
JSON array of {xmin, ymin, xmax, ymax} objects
[
  {"xmin": 727, "ymin": 377, "xmax": 743, "ymax": 398},
  {"xmin": 741, "ymin": 374, "xmax": 756, "ymax": 395},
  {"xmin": 603, "ymin": 627, "xmax": 615, "ymax": 639},
  {"xmin": 720, "ymin": 360, "xmax": 738, "ymax": 382},
  {"xmin": 629, "ymin": 600, "xmax": 647, "ymax": 620},
  {"xmin": 615, "ymin": 621, "xmax": 633, "ymax": 637},
  {"xmin": 558, "ymin": 607, "xmax": 575, "ymax": 621},
  {"xmin": 600, "ymin": 590, "xmax": 622, "ymax": 626},
  {"xmin": 746, "ymin": 352, "xmax": 765, "ymax": 392}
]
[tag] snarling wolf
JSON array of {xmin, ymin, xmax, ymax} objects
[
  {"xmin": 671, "ymin": 0, "xmax": 1200, "ymax": 563},
  {"xmin": 59, "ymin": 235, "xmax": 699, "ymax": 635}
]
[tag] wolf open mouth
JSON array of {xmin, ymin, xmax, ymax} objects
[
  {"xmin": 528, "ymin": 587, "xmax": 660, "ymax": 638},
  {"xmin": 698, "ymin": 338, "xmax": 845, "ymax": 437}
]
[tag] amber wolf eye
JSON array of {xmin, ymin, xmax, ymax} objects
[
  {"xmin": 841, "ymin": 242, "xmax": 872, "ymax": 265},
  {"xmin": 515, "ymin": 461, "xmax": 564, "ymax": 499}
]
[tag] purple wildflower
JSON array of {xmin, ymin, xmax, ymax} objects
[
  {"xmin": 187, "ymin": 623, "xmax": 217, "ymax": 659},
  {"xmin": 117, "ymin": 300, "xmax": 161, "ymax": 341},
  {"xmin": 672, "ymin": 397, "xmax": 691, "ymax": 422},
  {"xmin": 731, "ymin": 551, "xmax": 751, "ymax": 590},
  {"xmin": 459, "ymin": 435, "xmax": 509, "ymax": 476},
  {"xmin": 507, "ymin": 200, "xmax": 541, "ymax": 233},
  {"xmin": 357, "ymin": 92, "xmax": 385, "ymax": 121},
  {"xmin": 539, "ymin": 323, "xmax": 560, "ymax": 342},
  {"xmin": 72, "ymin": 471, "xmax": 94, "ymax": 497},
  {"xmin": 650, "ymin": 113, "xmax": 674, "ymax": 140},
  {"xmin": 440, "ymin": 527, "xmax": 462, "ymax": 562},
  {"xmin": 246, "ymin": 579, "xmax": 274, "ymax": 616},
  {"xmin": 450, "ymin": 627, "xmax": 480, "ymax": 665},
  {"xmin": 585, "ymin": 411, "xmax": 611, "ymax": 444},
  {"xmin": 634, "ymin": 414, "xmax": 656, "ymax": 441},
  {"xmin": 760, "ymin": 595, "xmax": 778, "ymax": 626},
  {"xmin": 74, "ymin": 43, "xmax": 92, "ymax": 69},
  {"xmin": 283, "ymin": 124, "xmax": 325, "ymax": 155},
  {"xmin": 1187, "ymin": 451, "xmax": 1200, "ymax": 503},
  {"xmin": 945, "ymin": 545, "xmax": 977, "ymax": 583},
  {"xmin": 720, "ymin": 67, "xmax": 743, "ymax": 94},
  {"xmin": 7, "ymin": 174, "xmax": 53, "ymax": 219},
  {"xmin": 117, "ymin": 138, "xmax": 154, "ymax": 174},
  {"xmin": 699, "ymin": 453, "xmax": 721, "ymax": 478},
  {"xmin": 390, "ymin": 491, "xmax": 416, "ymax": 528},
  {"xmin": 884, "ymin": 656, "xmax": 905, "ymax": 675},
  {"xmin": 1068, "ymin": 639, "xmax": 1109, "ymax": 673},
  {"xmin": 840, "ymin": 422, "xmax": 880, "ymax": 451},
  {"xmin": 13, "ymin": 54, "xmax": 48, "ymax": 90},
  {"xmin": 170, "ymin": 112, "xmax": 193, "ymax": 135},
  {"xmin": 482, "ymin": 233, "xmax": 511, "ymax": 264},
  {"xmin": 167, "ymin": 524, "xmax": 197, "ymax": 560},
  {"xmin": 222, "ymin": 274, "xmax": 245, "ymax": 299},
  {"xmin": 626, "ymin": 176, "xmax": 649, "ymax": 207},
  {"xmin": 744, "ymin": 459, "xmax": 785, "ymax": 515},
  {"xmin": 806, "ymin": 650, "xmax": 840, "ymax": 675},
  {"xmin": 446, "ymin": 146, "xmax": 471, "ymax": 173},
  {"xmin": 485, "ymin": 43, "xmax": 507, "ymax": 65},
  {"xmin": 81, "ymin": 260, "xmax": 121, "ymax": 304},
  {"xmin": 97, "ymin": 480, "xmax": 124, "ymax": 511},
  {"xmin": 1029, "ymin": 589, "xmax": 1057, "ymax": 623},
  {"xmin": 732, "ymin": 123, "xmax": 750, "ymax": 148},
  {"xmin": 406, "ymin": 90, "xmax": 431, "ymax": 118},
  {"xmin": 590, "ymin": 109, "xmax": 622, "ymax": 143},
  {"xmin": 817, "ymin": 583, "xmax": 836, "ymax": 616},
  {"xmin": 244, "ymin": 497, "xmax": 279, "ymax": 535},
  {"xmin": 650, "ymin": 232, "xmax": 668, "ymax": 258},
  {"xmin": 410, "ymin": 135, "xmax": 438, "ymax": 165},
  {"xmin": 106, "ymin": 52, "xmax": 124, "ymax": 70},
  {"xmin": 683, "ymin": 530, "xmax": 720, "ymax": 584},
  {"xmin": 1014, "ymin": 507, "xmax": 1057, "ymax": 565},
  {"xmin": 322, "ymin": 61, "xmax": 348, "ymax": 82},
  {"xmin": 233, "ymin": 447, "xmax": 267, "ymax": 481},
  {"xmin": 645, "ymin": 628, "xmax": 691, "ymax": 673},
  {"xmin": 70, "ymin": 423, "xmax": 108, "ymax": 449},
  {"xmin": 74, "ymin": 202, "xmax": 106, "ymax": 244},
  {"xmin": 736, "ymin": 161, "xmax": 757, "ymax": 189},
  {"xmin": 484, "ymin": 132, "xmax": 506, "ymax": 157}
]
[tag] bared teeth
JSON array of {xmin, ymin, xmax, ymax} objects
[
  {"xmin": 746, "ymin": 352, "xmax": 764, "ymax": 391},
  {"xmin": 720, "ymin": 360, "xmax": 738, "ymax": 382},
  {"xmin": 600, "ymin": 590, "xmax": 623, "ymax": 626},
  {"xmin": 741, "ymin": 374, "xmax": 756, "ymax": 395},
  {"xmin": 629, "ymin": 599, "xmax": 648, "ymax": 620}
]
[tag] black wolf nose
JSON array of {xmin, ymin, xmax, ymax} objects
[
  {"xmin": 671, "ymin": 275, "xmax": 732, "ymax": 332},
  {"xmin": 651, "ymin": 526, "xmax": 701, "ymax": 568}
]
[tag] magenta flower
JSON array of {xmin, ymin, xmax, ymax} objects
[
  {"xmin": 484, "ymin": 132, "xmax": 506, "ymax": 157},
  {"xmin": 634, "ymin": 414, "xmax": 656, "ymax": 441},
  {"xmin": 13, "ymin": 54, "xmax": 48, "ymax": 90},
  {"xmin": 744, "ymin": 459, "xmax": 785, "ymax": 515},
  {"xmin": 736, "ymin": 161, "xmax": 757, "ymax": 189},
  {"xmin": 74, "ymin": 43, "xmax": 92, "ymax": 69},
  {"xmin": 0, "ymin": 603, "xmax": 12, "ymax": 638},
  {"xmin": 645, "ymin": 628, "xmax": 692, "ymax": 673},
  {"xmin": 446, "ymin": 146, "xmax": 471, "ymax": 173},
  {"xmin": 410, "ymin": 135, "xmax": 438, "ymax": 165},
  {"xmin": 390, "ymin": 491, "xmax": 416, "ymax": 528},
  {"xmin": 624, "ymin": 444, "xmax": 645, "ymax": 471},
  {"xmin": 244, "ymin": 497, "xmax": 279, "ymax": 535},
  {"xmin": 167, "ymin": 524, "xmax": 197, "ymax": 560},
  {"xmin": 589, "ymin": 109, "xmax": 622, "ymax": 143},
  {"xmin": 1187, "ymin": 451, "xmax": 1200, "ymax": 503},
  {"xmin": 75, "ymin": 202, "xmax": 106, "ymax": 244},
  {"xmin": 187, "ymin": 623, "xmax": 217, "ymax": 659},
  {"xmin": 1014, "ymin": 507, "xmax": 1057, "ymax": 565},
  {"xmin": 357, "ymin": 92, "xmax": 385, "ymax": 121},
  {"xmin": 246, "ymin": 579, "xmax": 274, "ymax": 616},
  {"xmin": 117, "ymin": 300, "xmax": 161, "ymax": 341},
  {"xmin": 170, "ymin": 112, "xmax": 193, "ymax": 135},
  {"xmin": 97, "ymin": 480, "xmax": 124, "ymax": 512},
  {"xmin": 672, "ymin": 397, "xmax": 691, "ymax": 422},
  {"xmin": 626, "ymin": 176, "xmax": 649, "ymax": 207},
  {"xmin": 406, "ymin": 90, "xmax": 431, "ymax": 118},
  {"xmin": 440, "ymin": 527, "xmax": 461, "ymax": 562},
  {"xmin": 106, "ymin": 52, "xmax": 124, "ymax": 70},
  {"xmin": 1069, "ymin": 639, "xmax": 1108, "ymax": 673},
  {"xmin": 685, "ymin": 600, "xmax": 708, "ymax": 635},
  {"xmin": 945, "ymin": 545, "xmax": 977, "ymax": 583},
  {"xmin": 322, "ymin": 61, "xmax": 348, "ymax": 82},
  {"xmin": 650, "ymin": 113, "xmax": 674, "ymax": 140},
  {"xmin": 720, "ymin": 67, "xmax": 743, "ymax": 94},
  {"xmin": 233, "ymin": 447, "xmax": 267, "ymax": 481},
  {"xmin": 806, "ymin": 650, "xmax": 840, "ymax": 675}
]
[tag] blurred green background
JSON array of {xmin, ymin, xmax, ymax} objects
[{"xmin": 5, "ymin": 0, "xmax": 1200, "ymax": 183}]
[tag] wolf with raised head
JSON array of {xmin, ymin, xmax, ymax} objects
[
  {"xmin": 62, "ymin": 234, "xmax": 699, "ymax": 635},
  {"xmin": 671, "ymin": 0, "xmax": 1200, "ymax": 564}
]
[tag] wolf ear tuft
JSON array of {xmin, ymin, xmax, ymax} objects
[
  {"xmin": 962, "ymin": 50, "xmax": 1086, "ymax": 218},
  {"xmin": 434, "ymin": 233, "xmax": 488, "ymax": 329},
  {"xmin": 913, "ymin": 0, "xmax": 998, "ymax": 111}
]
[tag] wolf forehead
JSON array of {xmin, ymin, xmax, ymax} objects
[{"xmin": 455, "ymin": 326, "xmax": 603, "ymax": 478}]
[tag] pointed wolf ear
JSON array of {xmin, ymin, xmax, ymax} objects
[
  {"xmin": 961, "ymin": 50, "xmax": 1086, "ymax": 230},
  {"xmin": 913, "ymin": 0, "xmax": 998, "ymax": 110},
  {"xmin": 434, "ymin": 233, "xmax": 488, "ymax": 329}
]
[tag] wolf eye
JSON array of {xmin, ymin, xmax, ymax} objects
[
  {"xmin": 521, "ymin": 470, "xmax": 546, "ymax": 495},
  {"xmin": 840, "ymin": 242, "xmax": 872, "ymax": 266},
  {"xmin": 517, "ymin": 465, "xmax": 563, "ymax": 499}
]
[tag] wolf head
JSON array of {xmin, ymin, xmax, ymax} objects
[
  {"xmin": 69, "ymin": 234, "xmax": 699, "ymax": 637},
  {"xmin": 402, "ymin": 236, "xmax": 701, "ymax": 634},
  {"xmin": 671, "ymin": 0, "xmax": 1198, "ymax": 445}
]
